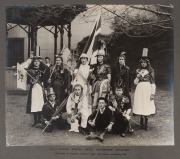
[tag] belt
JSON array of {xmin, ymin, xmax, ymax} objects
[{"xmin": 139, "ymin": 80, "xmax": 150, "ymax": 83}]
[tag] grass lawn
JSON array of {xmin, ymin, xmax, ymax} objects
[{"xmin": 5, "ymin": 84, "xmax": 174, "ymax": 146}]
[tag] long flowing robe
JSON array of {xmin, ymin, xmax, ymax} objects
[{"xmin": 133, "ymin": 68, "xmax": 156, "ymax": 116}]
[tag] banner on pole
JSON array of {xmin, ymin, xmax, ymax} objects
[{"xmin": 17, "ymin": 63, "xmax": 27, "ymax": 90}]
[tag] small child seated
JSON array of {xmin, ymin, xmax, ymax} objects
[{"xmin": 108, "ymin": 86, "xmax": 133, "ymax": 137}]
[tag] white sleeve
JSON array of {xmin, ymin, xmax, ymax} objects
[
  {"xmin": 74, "ymin": 69, "xmax": 78, "ymax": 74},
  {"xmin": 66, "ymin": 96, "xmax": 72, "ymax": 114},
  {"xmin": 151, "ymin": 83, "xmax": 156, "ymax": 95},
  {"xmin": 134, "ymin": 78, "xmax": 139, "ymax": 85}
]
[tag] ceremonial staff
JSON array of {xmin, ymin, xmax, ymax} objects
[{"xmin": 18, "ymin": 63, "xmax": 43, "ymax": 86}]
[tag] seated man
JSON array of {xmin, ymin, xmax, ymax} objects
[
  {"xmin": 108, "ymin": 86, "xmax": 133, "ymax": 137},
  {"xmin": 66, "ymin": 84, "xmax": 89, "ymax": 133},
  {"xmin": 41, "ymin": 88, "xmax": 67, "ymax": 133},
  {"xmin": 85, "ymin": 97, "xmax": 114, "ymax": 142}
]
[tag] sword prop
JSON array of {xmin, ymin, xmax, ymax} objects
[{"xmin": 42, "ymin": 96, "xmax": 68, "ymax": 132}]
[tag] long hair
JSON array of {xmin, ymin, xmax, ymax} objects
[
  {"xmin": 114, "ymin": 55, "xmax": 126, "ymax": 72},
  {"xmin": 55, "ymin": 56, "xmax": 64, "ymax": 70},
  {"xmin": 96, "ymin": 55, "xmax": 106, "ymax": 65},
  {"xmin": 138, "ymin": 59, "xmax": 154, "ymax": 73}
]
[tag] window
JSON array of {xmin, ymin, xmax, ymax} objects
[{"xmin": 6, "ymin": 38, "xmax": 24, "ymax": 67}]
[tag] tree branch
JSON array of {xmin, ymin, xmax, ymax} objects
[
  {"xmin": 130, "ymin": 5, "xmax": 172, "ymax": 17},
  {"xmin": 99, "ymin": 5, "xmax": 172, "ymax": 27}
]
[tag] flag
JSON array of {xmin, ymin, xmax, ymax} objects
[
  {"xmin": 61, "ymin": 44, "xmax": 72, "ymax": 72},
  {"xmin": 17, "ymin": 62, "xmax": 27, "ymax": 90},
  {"xmin": 82, "ymin": 12, "xmax": 101, "ymax": 65}
]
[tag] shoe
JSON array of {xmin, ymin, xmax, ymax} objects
[
  {"xmin": 74, "ymin": 129, "xmax": 79, "ymax": 133},
  {"xmin": 79, "ymin": 127, "xmax": 88, "ymax": 135},
  {"xmin": 35, "ymin": 123, "xmax": 44, "ymax": 129},
  {"xmin": 85, "ymin": 133, "xmax": 97, "ymax": 140},
  {"xmin": 68, "ymin": 129, "xmax": 74, "ymax": 132},
  {"xmin": 121, "ymin": 133, "xmax": 126, "ymax": 137},
  {"xmin": 144, "ymin": 126, "xmax": 149, "ymax": 131},
  {"xmin": 140, "ymin": 116, "xmax": 144, "ymax": 129},
  {"xmin": 97, "ymin": 133, "xmax": 104, "ymax": 142},
  {"xmin": 144, "ymin": 117, "xmax": 149, "ymax": 131},
  {"xmin": 128, "ymin": 128, "xmax": 134, "ymax": 133},
  {"xmin": 32, "ymin": 123, "xmax": 37, "ymax": 127},
  {"xmin": 45, "ymin": 129, "xmax": 52, "ymax": 133}
]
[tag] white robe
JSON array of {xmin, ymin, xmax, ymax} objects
[
  {"xmin": 66, "ymin": 93, "xmax": 89, "ymax": 128},
  {"xmin": 73, "ymin": 64, "xmax": 90, "ymax": 94}
]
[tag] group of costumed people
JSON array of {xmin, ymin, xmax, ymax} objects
[{"xmin": 24, "ymin": 47, "xmax": 156, "ymax": 142}]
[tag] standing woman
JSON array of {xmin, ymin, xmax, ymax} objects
[
  {"xmin": 73, "ymin": 53, "xmax": 92, "ymax": 114},
  {"xmin": 133, "ymin": 48, "xmax": 156, "ymax": 131},
  {"xmin": 26, "ymin": 56, "xmax": 47, "ymax": 126},
  {"xmin": 48, "ymin": 55, "xmax": 71, "ymax": 107},
  {"xmin": 111, "ymin": 51, "xmax": 131, "ymax": 104},
  {"xmin": 73, "ymin": 53, "xmax": 91, "ymax": 95},
  {"xmin": 90, "ymin": 50, "xmax": 111, "ymax": 111}
]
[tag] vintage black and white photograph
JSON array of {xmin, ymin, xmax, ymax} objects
[{"xmin": 5, "ymin": 4, "xmax": 174, "ymax": 146}]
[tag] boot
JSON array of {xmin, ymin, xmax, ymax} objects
[
  {"xmin": 144, "ymin": 116, "xmax": 149, "ymax": 131},
  {"xmin": 121, "ymin": 133, "xmax": 126, "ymax": 137},
  {"xmin": 85, "ymin": 132, "xmax": 97, "ymax": 140},
  {"xmin": 97, "ymin": 133, "xmax": 105, "ymax": 142},
  {"xmin": 32, "ymin": 113, "xmax": 38, "ymax": 127},
  {"xmin": 140, "ymin": 116, "xmax": 144, "ymax": 129},
  {"xmin": 36, "ymin": 112, "xmax": 42, "ymax": 124},
  {"xmin": 128, "ymin": 122, "xmax": 134, "ymax": 133},
  {"xmin": 97, "ymin": 129, "xmax": 108, "ymax": 142}
]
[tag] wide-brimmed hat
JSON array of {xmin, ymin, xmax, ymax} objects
[
  {"xmin": 138, "ymin": 48, "xmax": 152, "ymax": 63},
  {"xmin": 46, "ymin": 87, "xmax": 56, "ymax": 97},
  {"xmin": 30, "ymin": 55, "xmax": 43, "ymax": 60},
  {"xmin": 79, "ymin": 53, "xmax": 88, "ymax": 60},
  {"xmin": 95, "ymin": 49, "xmax": 105, "ymax": 57},
  {"xmin": 55, "ymin": 53, "xmax": 63, "ymax": 58}
]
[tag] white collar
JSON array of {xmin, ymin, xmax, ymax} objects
[
  {"xmin": 99, "ymin": 107, "xmax": 105, "ymax": 114},
  {"xmin": 49, "ymin": 101, "xmax": 55, "ymax": 107}
]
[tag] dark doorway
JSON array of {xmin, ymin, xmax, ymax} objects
[{"xmin": 6, "ymin": 38, "xmax": 24, "ymax": 67}]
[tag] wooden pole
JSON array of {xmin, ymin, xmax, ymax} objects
[
  {"xmin": 60, "ymin": 25, "xmax": 64, "ymax": 51},
  {"xmin": 67, "ymin": 23, "xmax": 72, "ymax": 49},
  {"xmin": 54, "ymin": 25, "xmax": 58, "ymax": 62},
  {"xmin": 28, "ymin": 25, "xmax": 31, "ymax": 58}
]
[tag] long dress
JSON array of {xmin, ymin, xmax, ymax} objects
[
  {"xmin": 111, "ymin": 65, "xmax": 131, "ymax": 96},
  {"xmin": 50, "ymin": 65, "xmax": 71, "ymax": 108},
  {"xmin": 73, "ymin": 64, "xmax": 92, "ymax": 115},
  {"xmin": 91, "ymin": 63, "xmax": 111, "ymax": 107},
  {"xmin": 133, "ymin": 68, "xmax": 156, "ymax": 116},
  {"xmin": 73, "ymin": 64, "xmax": 90, "ymax": 95},
  {"xmin": 26, "ymin": 67, "xmax": 47, "ymax": 114}
]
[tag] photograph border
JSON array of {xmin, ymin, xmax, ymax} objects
[{"xmin": 0, "ymin": 0, "xmax": 179, "ymax": 159}]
